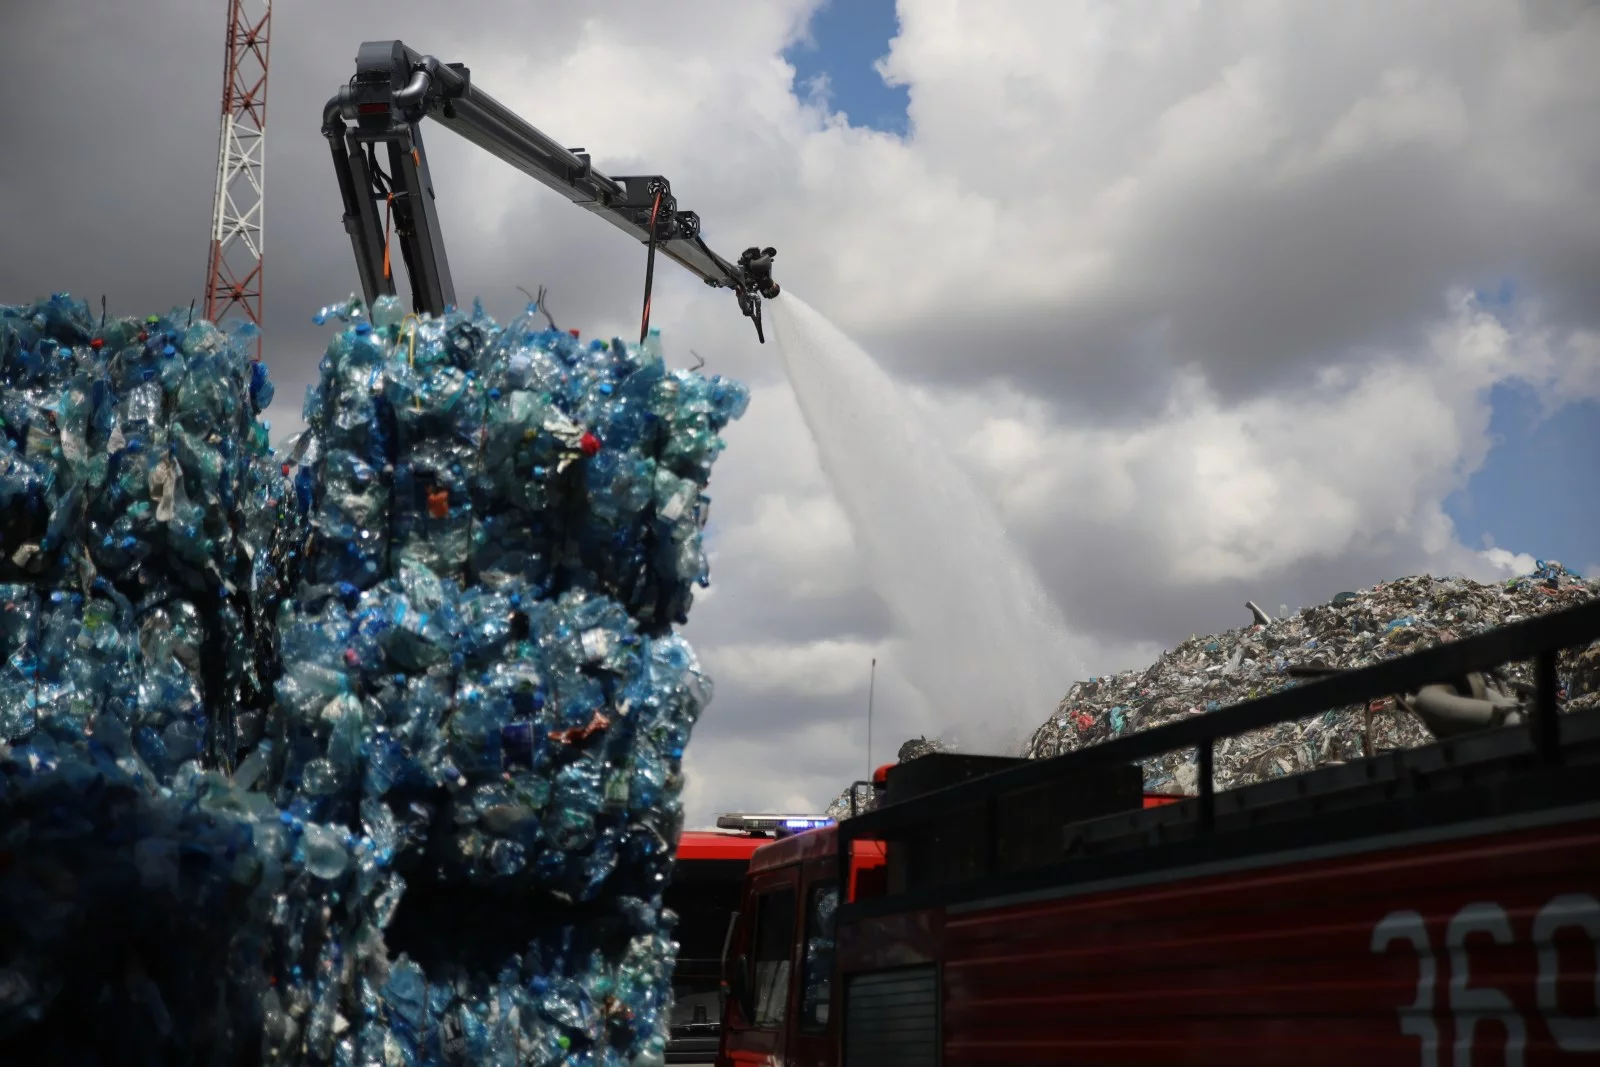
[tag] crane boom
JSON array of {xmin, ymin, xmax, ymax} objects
[{"xmin": 322, "ymin": 40, "xmax": 779, "ymax": 341}]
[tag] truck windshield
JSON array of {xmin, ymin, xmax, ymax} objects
[{"xmin": 663, "ymin": 858, "xmax": 747, "ymax": 1051}]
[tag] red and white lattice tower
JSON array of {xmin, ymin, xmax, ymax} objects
[{"xmin": 204, "ymin": 0, "xmax": 272, "ymax": 357}]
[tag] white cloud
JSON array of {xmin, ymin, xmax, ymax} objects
[
  {"xmin": 1478, "ymin": 547, "xmax": 1539, "ymax": 577},
  {"xmin": 717, "ymin": 492, "xmax": 858, "ymax": 598},
  {"xmin": 1286, "ymin": 67, "xmax": 1470, "ymax": 178},
  {"xmin": 935, "ymin": 290, "xmax": 1600, "ymax": 589},
  {"xmin": 703, "ymin": 638, "xmax": 882, "ymax": 699}
]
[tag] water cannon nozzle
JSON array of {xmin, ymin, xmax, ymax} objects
[{"xmin": 740, "ymin": 246, "xmax": 780, "ymax": 299}]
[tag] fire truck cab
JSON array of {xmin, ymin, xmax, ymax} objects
[
  {"xmin": 714, "ymin": 822, "xmax": 885, "ymax": 1067},
  {"xmin": 715, "ymin": 758, "xmax": 1182, "ymax": 1066},
  {"xmin": 668, "ymin": 816, "xmax": 836, "ymax": 1063}
]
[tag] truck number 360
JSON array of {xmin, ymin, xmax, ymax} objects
[{"xmin": 1371, "ymin": 895, "xmax": 1600, "ymax": 1065}]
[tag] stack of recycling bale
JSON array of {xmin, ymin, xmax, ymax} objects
[
  {"xmin": 0, "ymin": 294, "xmax": 307, "ymax": 1063},
  {"xmin": 0, "ymin": 291, "xmax": 747, "ymax": 1066},
  {"xmin": 1027, "ymin": 565, "xmax": 1600, "ymax": 792},
  {"xmin": 1, "ymin": 757, "xmax": 283, "ymax": 1064},
  {"xmin": 260, "ymin": 294, "xmax": 746, "ymax": 1066},
  {"xmin": 0, "ymin": 295, "xmax": 295, "ymax": 773}
]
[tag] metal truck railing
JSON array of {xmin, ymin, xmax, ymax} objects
[{"xmin": 836, "ymin": 597, "xmax": 1600, "ymax": 899}]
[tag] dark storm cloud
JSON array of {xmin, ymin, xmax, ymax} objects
[
  {"xmin": 0, "ymin": 0, "xmax": 749, "ymax": 436},
  {"xmin": 777, "ymin": 2, "xmax": 1600, "ymax": 420},
  {"xmin": 1019, "ymin": 517, "xmax": 1468, "ymax": 658},
  {"xmin": 854, "ymin": 123, "xmax": 1598, "ymax": 420},
  {"xmin": 0, "ymin": 2, "xmax": 221, "ymax": 316}
]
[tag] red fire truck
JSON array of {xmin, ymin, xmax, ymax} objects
[
  {"xmin": 714, "ymin": 599, "xmax": 1600, "ymax": 1065},
  {"xmin": 668, "ymin": 818, "xmax": 836, "ymax": 1063}
]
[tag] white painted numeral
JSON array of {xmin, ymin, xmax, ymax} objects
[
  {"xmin": 1445, "ymin": 903, "xmax": 1525, "ymax": 1067},
  {"xmin": 1532, "ymin": 893, "xmax": 1600, "ymax": 1053},
  {"xmin": 1372, "ymin": 910, "xmax": 1441, "ymax": 1067},
  {"xmin": 1375, "ymin": 894, "xmax": 1600, "ymax": 1062}
]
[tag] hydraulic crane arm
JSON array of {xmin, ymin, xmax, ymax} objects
[{"xmin": 322, "ymin": 40, "xmax": 779, "ymax": 342}]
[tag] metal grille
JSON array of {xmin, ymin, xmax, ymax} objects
[{"xmin": 843, "ymin": 965, "xmax": 938, "ymax": 1067}]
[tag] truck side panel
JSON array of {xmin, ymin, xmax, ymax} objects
[{"xmin": 933, "ymin": 815, "xmax": 1600, "ymax": 1065}]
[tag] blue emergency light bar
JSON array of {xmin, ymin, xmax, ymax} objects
[{"xmin": 715, "ymin": 813, "xmax": 835, "ymax": 836}]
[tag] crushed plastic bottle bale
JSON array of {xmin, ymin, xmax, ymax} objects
[
  {"xmin": 1, "ymin": 292, "xmax": 743, "ymax": 1066},
  {"xmin": 266, "ymin": 573, "xmax": 707, "ymax": 895},
  {"xmin": 1025, "ymin": 564, "xmax": 1600, "ymax": 792},
  {"xmin": 301, "ymin": 296, "xmax": 747, "ymax": 630},
  {"xmin": 247, "ymin": 296, "xmax": 735, "ymax": 1067},
  {"xmin": 0, "ymin": 294, "xmax": 300, "ymax": 777},
  {"xmin": 0, "ymin": 746, "xmax": 303, "ymax": 1065}
]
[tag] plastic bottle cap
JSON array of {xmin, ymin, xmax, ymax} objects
[
  {"xmin": 568, "ymin": 328, "xmax": 581, "ymax": 338},
  {"xmin": 579, "ymin": 432, "xmax": 602, "ymax": 457}
]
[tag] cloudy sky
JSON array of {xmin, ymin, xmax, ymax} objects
[{"xmin": 3, "ymin": 0, "xmax": 1597, "ymax": 824}]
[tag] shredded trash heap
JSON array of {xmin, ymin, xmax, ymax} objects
[
  {"xmin": 1027, "ymin": 565, "xmax": 1600, "ymax": 793},
  {"xmin": 825, "ymin": 567, "xmax": 1598, "ymax": 817},
  {"xmin": 0, "ymin": 291, "xmax": 747, "ymax": 1067}
]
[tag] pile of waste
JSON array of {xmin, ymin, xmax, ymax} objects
[
  {"xmin": 824, "ymin": 735, "xmax": 948, "ymax": 821},
  {"xmin": 1027, "ymin": 565, "xmax": 1600, "ymax": 793},
  {"xmin": 825, "ymin": 567, "xmax": 1599, "ymax": 816},
  {"xmin": 0, "ymin": 292, "xmax": 747, "ymax": 1066}
]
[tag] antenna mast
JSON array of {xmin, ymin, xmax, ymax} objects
[
  {"xmin": 867, "ymin": 657, "xmax": 877, "ymax": 782},
  {"xmin": 205, "ymin": 0, "xmax": 272, "ymax": 357}
]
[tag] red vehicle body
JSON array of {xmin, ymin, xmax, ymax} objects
[
  {"xmin": 713, "ymin": 602, "xmax": 1600, "ymax": 1066},
  {"xmin": 716, "ymin": 794, "xmax": 1190, "ymax": 1066},
  {"xmin": 667, "ymin": 830, "xmax": 770, "ymax": 1063}
]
